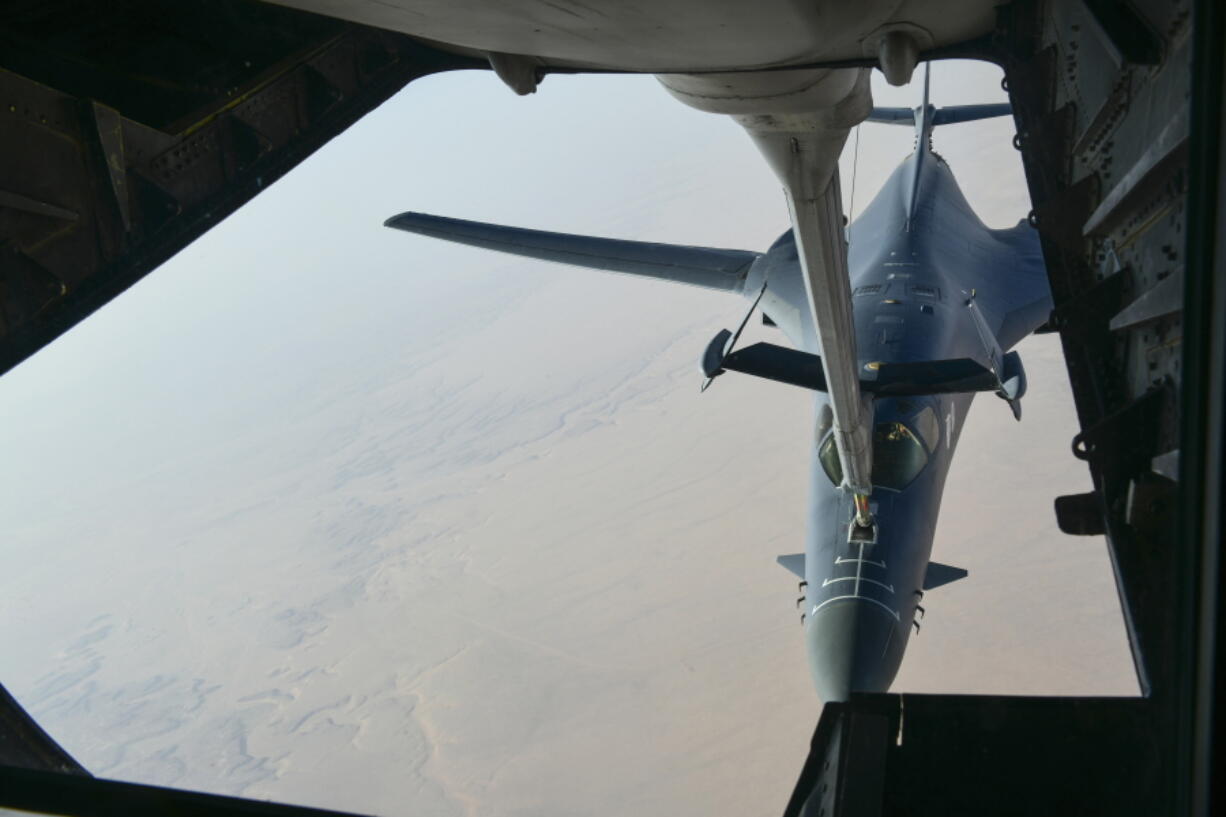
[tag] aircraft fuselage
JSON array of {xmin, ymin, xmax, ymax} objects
[{"xmin": 743, "ymin": 145, "xmax": 1049, "ymax": 701}]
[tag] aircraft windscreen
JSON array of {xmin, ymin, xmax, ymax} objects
[
  {"xmin": 818, "ymin": 421, "xmax": 929, "ymax": 491},
  {"xmin": 871, "ymin": 421, "xmax": 929, "ymax": 490},
  {"xmin": 819, "ymin": 432, "xmax": 844, "ymax": 486}
]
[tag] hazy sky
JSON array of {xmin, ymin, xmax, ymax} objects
[
  {"xmin": 0, "ymin": 61, "xmax": 1135, "ymax": 816},
  {"xmin": 0, "ymin": 61, "xmax": 1026, "ymax": 517}
]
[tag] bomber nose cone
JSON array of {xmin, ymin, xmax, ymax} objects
[{"xmin": 805, "ymin": 599, "xmax": 901, "ymax": 703}]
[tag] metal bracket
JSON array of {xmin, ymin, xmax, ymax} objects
[
  {"xmin": 848, "ymin": 522, "xmax": 878, "ymax": 545},
  {"xmin": 86, "ymin": 101, "xmax": 131, "ymax": 233},
  {"xmin": 1071, "ymin": 381, "xmax": 1173, "ymax": 479}
]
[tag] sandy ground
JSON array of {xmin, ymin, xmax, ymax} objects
[
  {"xmin": 0, "ymin": 68, "xmax": 1136, "ymax": 816},
  {"xmin": 0, "ymin": 291, "xmax": 1137, "ymax": 817}
]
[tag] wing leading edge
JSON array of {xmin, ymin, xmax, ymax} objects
[{"xmin": 384, "ymin": 212, "xmax": 758, "ymax": 292}]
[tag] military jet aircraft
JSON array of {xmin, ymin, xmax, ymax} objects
[{"xmin": 385, "ymin": 71, "xmax": 1050, "ymax": 702}]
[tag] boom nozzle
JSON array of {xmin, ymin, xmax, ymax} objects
[{"xmin": 853, "ymin": 493, "xmax": 873, "ymax": 527}]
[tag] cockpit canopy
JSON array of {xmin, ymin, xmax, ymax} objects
[{"xmin": 819, "ymin": 404, "xmax": 940, "ymax": 491}]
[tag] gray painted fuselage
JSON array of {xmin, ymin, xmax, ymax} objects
[{"xmin": 741, "ymin": 142, "xmax": 1049, "ymax": 702}]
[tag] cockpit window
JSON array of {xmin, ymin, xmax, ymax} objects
[
  {"xmin": 819, "ymin": 432, "xmax": 843, "ymax": 486},
  {"xmin": 912, "ymin": 406, "xmax": 941, "ymax": 452},
  {"xmin": 872, "ymin": 422, "xmax": 929, "ymax": 490},
  {"xmin": 817, "ymin": 420, "xmax": 930, "ymax": 491}
]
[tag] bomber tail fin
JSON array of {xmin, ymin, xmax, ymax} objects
[
  {"xmin": 867, "ymin": 61, "xmax": 1011, "ymax": 140},
  {"xmin": 384, "ymin": 212, "xmax": 757, "ymax": 293},
  {"xmin": 866, "ymin": 64, "xmax": 1014, "ymax": 227},
  {"xmin": 865, "ymin": 106, "xmax": 916, "ymax": 124},
  {"xmin": 932, "ymin": 103, "xmax": 1013, "ymax": 125},
  {"xmin": 867, "ymin": 103, "xmax": 1012, "ymax": 127}
]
